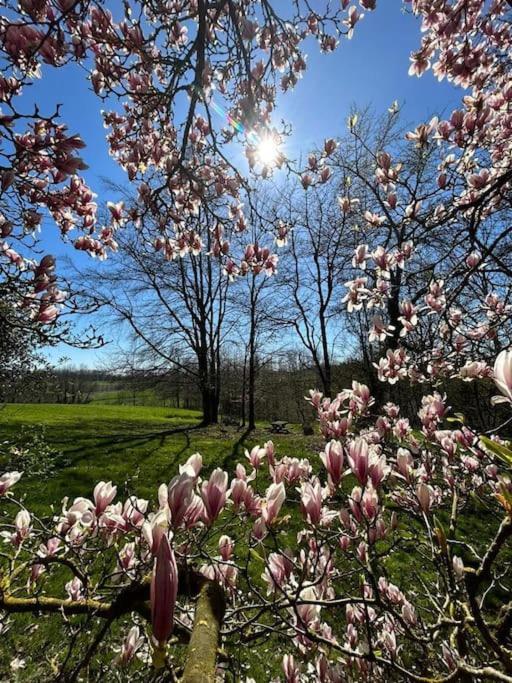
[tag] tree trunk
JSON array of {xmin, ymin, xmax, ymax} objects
[
  {"xmin": 240, "ymin": 355, "xmax": 247, "ymax": 427},
  {"xmin": 319, "ymin": 307, "xmax": 332, "ymax": 398},
  {"xmin": 201, "ymin": 385, "xmax": 219, "ymax": 426},
  {"xmin": 247, "ymin": 323, "xmax": 256, "ymax": 431},
  {"xmin": 247, "ymin": 280, "xmax": 259, "ymax": 430},
  {"xmin": 248, "ymin": 353, "xmax": 256, "ymax": 430}
]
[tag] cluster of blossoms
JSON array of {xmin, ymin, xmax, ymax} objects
[
  {"xmin": 0, "ymin": 0, "xmax": 377, "ymax": 327},
  {"xmin": 223, "ymin": 243, "xmax": 279, "ymax": 280},
  {"xmin": 344, "ymin": 233, "xmax": 511, "ymax": 384},
  {"xmin": 2, "ymin": 351, "xmax": 511, "ymax": 678},
  {"xmin": 406, "ymin": 0, "xmax": 512, "ymax": 206},
  {"xmin": 0, "ymin": 116, "xmax": 106, "ymax": 321},
  {"xmin": 339, "ymin": 131, "xmax": 512, "ymax": 384}
]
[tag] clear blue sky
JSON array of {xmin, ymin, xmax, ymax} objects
[{"xmin": 26, "ymin": 3, "xmax": 459, "ymax": 367}]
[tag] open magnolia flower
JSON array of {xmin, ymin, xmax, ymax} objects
[{"xmin": 492, "ymin": 348, "xmax": 512, "ymax": 405}]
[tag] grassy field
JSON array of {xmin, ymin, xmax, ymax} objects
[
  {"xmin": 0, "ymin": 403, "xmax": 319, "ymax": 515},
  {"xmin": 88, "ymin": 387, "xmax": 175, "ymax": 406},
  {"xmin": 0, "ymin": 403, "xmax": 321, "ymax": 680},
  {"xmin": 0, "ymin": 403, "xmax": 506, "ymax": 680}
]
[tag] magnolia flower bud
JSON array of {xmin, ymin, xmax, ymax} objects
[
  {"xmin": 0, "ymin": 471, "xmax": 22, "ymax": 495},
  {"xmin": 150, "ymin": 534, "xmax": 178, "ymax": 645},
  {"xmin": 452, "ymin": 555, "xmax": 465, "ymax": 580},
  {"xmin": 201, "ymin": 469, "xmax": 229, "ymax": 525},
  {"xmin": 416, "ymin": 482, "xmax": 432, "ymax": 513}
]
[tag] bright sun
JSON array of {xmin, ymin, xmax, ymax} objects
[{"xmin": 256, "ymin": 134, "xmax": 280, "ymax": 167}]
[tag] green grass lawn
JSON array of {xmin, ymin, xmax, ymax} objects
[
  {"xmin": 0, "ymin": 404, "xmax": 506, "ymax": 681},
  {"xmin": 0, "ymin": 403, "xmax": 319, "ymax": 513},
  {"xmin": 89, "ymin": 386, "xmax": 170, "ymax": 405},
  {"xmin": 0, "ymin": 403, "xmax": 321, "ymax": 681}
]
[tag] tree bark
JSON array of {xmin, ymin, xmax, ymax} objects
[
  {"xmin": 201, "ymin": 385, "xmax": 219, "ymax": 425},
  {"xmin": 182, "ymin": 581, "xmax": 226, "ymax": 683},
  {"xmin": 247, "ymin": 301, "xmax": 257, "ymax": 431}
]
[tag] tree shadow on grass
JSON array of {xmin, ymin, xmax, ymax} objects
[
  {"xmin": 59, "ymin": 423, "xmax": 204, "ymax": 465},
  {"xmin": 27, "ymin": 428, "xmax": 197, "ymax": 508},
  {"xmin": 221, "ymin": 427, "xmax": 254, "ymax": 472}
]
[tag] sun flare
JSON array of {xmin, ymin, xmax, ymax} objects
[{"xmin": 256, "ymin": 134, "xmax": 281, "ymax": 167}]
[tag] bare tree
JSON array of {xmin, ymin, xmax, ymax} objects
[
  {"xmin": 277, "ymin": 180, "xmax": 353, "ymax": 397},
  {"xmin": 85, "ymin": 211, "xmax": 232, "ymax": 425},
  {"xmin": 328, "ymin": 107, "xmax": 512, "ymax": 414}
]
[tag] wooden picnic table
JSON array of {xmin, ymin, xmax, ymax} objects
[{"xmin": 270, "ymin": 420, "xmax": 289, "ymax": 434}]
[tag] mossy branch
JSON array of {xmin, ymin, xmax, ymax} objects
[{"xmin": 182, "ymin": 581, "xmax": 226, "ymax": 683}]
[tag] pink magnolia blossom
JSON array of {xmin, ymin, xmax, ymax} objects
[
  {"xmin": 283, "ymin": 654, "xmax": 301, "ymax": 683},
  {"xmin": 320, "ymin": 440, "xmax": 344, "ymax": 486},
  {"xmin": 201, "ymin": 469, "xmax": 229, "ymax": 525},
  {"xmin": 142, "ymin": 509, "xmax": 168, "ymax": 555},
  {"xmin": 296, "ymin": 586, "xmax": 321, "ymax": 628},
  {"xmin": 369, "ymin": 315, "xmax": 395, "ymax": 343},
  {"xmin": 245, "ymin": 445, "xmax": 266, "ymax": 470},
  {"xmin": 382, "ymin": 626, "xmax": 397, "ymax": 656},
  {"xmin": 261, "ymin": 482, "xmax": 286, "ymax": 525},
  {"xmin": 7, "ymin": 509, "xmax": 32, "ymax": 547},
  {"xmin": 28, "ymin": 563, "xmax": 45, "ymax": 586},
  {"xmin": 349, "ymin": 486, "xmax": 363, "ymax": 523},
  {"xmin": 398, "ymin": 301, "xmax": 418, "ymax": 336},
  {"xmin": 182, "ymin": 494, "xmax": 205, "ymax": 529},
  {"xmin": 219, "ymin": 535, "xmax": 234, "ymax": 561},
  {"xmin": 264, "ymin": 440, "xmax": 275, "ymax": 466},
  {"xmin": 338, "ymin": 196, "xmax": 359, "ymax": 213},
  {"xmin": 116, "ymin": 626, "xmax": 144, "ymax": 667},
  {"xmin": 347, "ymin": 438, "xmax": 370, "ymax": 485},
  {"xmin": 93, "ymin": 481, "xmax": 117, "ymax": 514},
  {"xmin": 150, "ymin": 534, "xmax": 178, "ymax": 646},
  {"xmin": 300, "ymin": 478, "xmax": 323, "ymax": 525},
  {"xmin": 167, "ymin": 473, "xmax": 195, "ymax": 528},
  {"xmin": 117, "ymin": 542, "xmax": 137, "ymax": 577},
  {"xmin": 262, "ymin": 552, "xmax": 293, "ymax": 594},
  {"xmin": 200, "ymin": 560, "xmax": 238, "ymax": 594},
  {"xmin": 97, "ymin": 505, "xmax": 125, "ymax": 540},
  {"xmin": 107, "ymin": 201, "xmax": 125, "ymax": 226},
  {"xmin": 65, "ymin": 576, "xmax": 84, "ymax": 601},
  {"xmin": 157, "ymin": 483, "xmax": 168, "ymax": 509},
  {"xmin": 416, "ymin": 483, "xmax": 432, "ymax": 513},
  {"xmin": 179, "ymin": 453, "xmax": 203, "ymax": 479},
  {"xmin": 466, "ymin": 251, "xmax": 482, "ymax": 269},
  {"xmin": 306, "ymin": 389, "xmax": 323, "ymax": 408},
  {"xmin": 242, "ymin": 486, "xmax": 262, "ymax": 517},
  {"xmin": 492, "ymin": 349, "xmax": 512, "ymax": 405},
  {"xmin": 122, "ymin": 497, "xmax": 148, "ymax": 529},
  {"xmin": 251, "ymin": 517, "xmax": 268, "ymax": 542},
  {"xmin": 0, "ymin": 471, "xmax": 22, "ymax": 495},
  {"xmin": 38, "ymin": 537, "xmax": 61, "ymax": 558},
  {"xmin": 229, "ymin": 477, "xmax": 248, "ymax": 510},
  {"xmin": 352, "ymin": 244, "xmax": 368, "ymax": 269},
  {"xmin": 361, "ymin": 484, "xmax": 379, "ymax": 521},
  {"xmin": 402, "ymin": 602, "xmax": 417, "ymax": 626},
  {"xmin": 364, "ymin": 210, "xmax": 385, "ymax": 227},
  {"xmin": 452, "ymin": 555, "xmax": 465, "ymax": 581},
  {"xmin": 369, "ymin": 452, "xmax": 388, "ymax": 488},
  {"xmin": 37, "ymin": 304, "xmax": 59, "ymax": 324}
]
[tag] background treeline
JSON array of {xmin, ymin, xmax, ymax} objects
[
  {"xmin": 2, "ymin": 358, "xmax": 502, "ymax": 433},
  {"xmin": 2, "ymin": 110, "xmax": 510, "ymax": 433}
]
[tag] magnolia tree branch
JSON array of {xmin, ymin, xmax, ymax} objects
[
  {"xmin": 0, "ymin": 570, "xmax": 227, "ymax": 674},
  {"xmin": 182, "ymin": 581, "xmax": 226, "ymax": 683}
]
